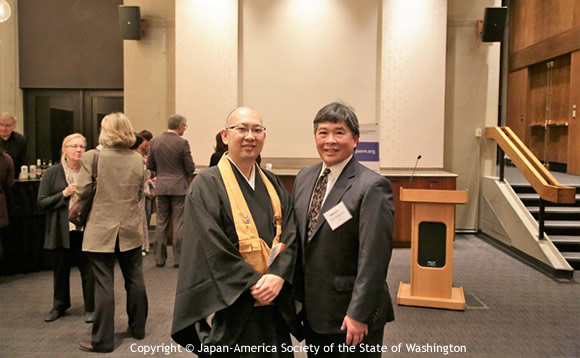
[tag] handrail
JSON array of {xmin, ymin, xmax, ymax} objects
[
  {"xmin": 485, "ymin": 127, "xmax": 575, "ymax": 204},
  {"xmin": 486, "ymin": 127, "xmax": 576, "ymax": 240}
]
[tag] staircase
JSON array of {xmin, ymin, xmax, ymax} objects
[{"xmin": 511, "ymin": 184, "xmax": 580, "ymax": 270}]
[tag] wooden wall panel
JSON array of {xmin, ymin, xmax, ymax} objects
[
  {"xmin": 537, "ymin": 1, "xmax": 576, "ymax": 43},
  {"xmin": 528, "ymin": 62, "xmax": 548, "ymax": 126},
  {"xmin": 528, "ymin": 127, "xmax": 546, "ymax": 161},
  {"xmin": 551, "ymin": 56, "xmax": 572, "ymax": 125},
  {"xmin": 549, "ymin": 127, "xmax": 568, "ymax": 163},
  {"xmin": 568, "ymin": 51, "xmax": 580, "ymax": 174},
  {"xmin": 527, "ymin": 55, "xmax": 570, "ymax": 163},
  {"xmin": 510, "ymin": 27, "xmax": 580, "ymax": 71},
  {"xmin": 508, "ymin": 0, "xmax": 579, "ymax": 170},
  {"xmin": 529, "ymin": 126, "xmax": 569, "ymax": 163},
  {"xmin": 510, "ymin": 0, "xmax": 577, "ymax": 53},
  {"xmin": 508, "ymin": 0, "xmax": 527, "ymax": 52},
  {"xmin": 527, "ymin": 126, "xmax": 569, "ymax": 163},
  {"xmin": 506, "ymin": 69, "xmax": 528, "ymax": 141},
  {"xmin": 575, "ymin": 1, "xmax": 580, "ymax": 27},
  {"xmin": 530, "ymin": 55, "xmax": 573, "ymax": 126}
]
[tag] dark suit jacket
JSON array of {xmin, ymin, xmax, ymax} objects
[
  {"xmin": 293, "ymin": 157, "xmax": 395, "ymax": 334},
  {"xmin": 0, "ymin": 153, "xmax": 14, "ymax": 227},
  {"xmin": 37, "ymin": 163, "xmax": 71, "ymax": 249},
  {"xmin": 147, "ymin": 131, "xmax": 195, "ymax": 196},
  {"xmin": 0, "ymin": 131, "xmax": 26, "ymax": 178}
]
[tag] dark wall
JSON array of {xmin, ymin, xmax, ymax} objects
[{"xmin": 18, "ymin": 0, "xmax": 123, "ymax": 89}]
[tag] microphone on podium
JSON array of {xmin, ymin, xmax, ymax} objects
[{"xmin": 408, "ymin": 155, "xmax": 422, "ymax": 187}]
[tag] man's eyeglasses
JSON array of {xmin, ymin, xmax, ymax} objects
[
  {"xmin": 65, "ymin": 144, "xmax": 86, "ymax": 150},
  {"xmin": 226, "ymin": 125, "xmax": 266, "ymax": 136}
]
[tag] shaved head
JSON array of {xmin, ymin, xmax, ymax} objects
[
  {"xmin": 225, "ymin": 107, "xmax": 262, "ymax": 127},
  {"xmin": 221, "ymin": 106, "xmax": 265, "ymax": 172}
]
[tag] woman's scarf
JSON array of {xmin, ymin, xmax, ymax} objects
[{"xmin": 62, "ymin": 155, "xmax": 82, "ymax": 231}]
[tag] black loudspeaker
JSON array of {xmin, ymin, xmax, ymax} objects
[
  {"xmin": 417, "ymin": 222, "xmax": 446, "ymax": 268},
  {"xmin": 481, "ymin": 7, "xmax": 507, "ymax": 42},
  {"xmin": 119, "ymin": 6, "xmax": 141, "ymax": 40}
]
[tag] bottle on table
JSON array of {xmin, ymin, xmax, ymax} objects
[
  {"xmin": 20, "ymin": 165, "xmax": 28, "ymax": 180},
  {"xmin": 36, "ymin": 159, "xmax": 42, "ymax": 179}
]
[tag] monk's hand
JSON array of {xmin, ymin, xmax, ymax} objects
[
  {"xmin": 250, "ymin": 274, "xmax": 284, "ymax": 304},
  {"xmin": 341, "ymin": 315, "xmax": 368, "ymax": 346}
]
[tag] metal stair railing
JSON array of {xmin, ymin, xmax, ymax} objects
[{"xmin": 485, "ymin": 126, "xmax": 576, "ymax": 239}]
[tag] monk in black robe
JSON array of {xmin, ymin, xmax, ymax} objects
[{"xmin": 171, "ymin": 107, "xmax": 301, "ymax": 357}]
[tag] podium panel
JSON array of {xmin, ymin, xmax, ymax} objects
[
  {"xmin": 418, "ymin": 222, "xmax": 446, "ymax": 268},
  {"xmin": 397, "ymin": 189, "xmax": 467, "ymax": 310}
]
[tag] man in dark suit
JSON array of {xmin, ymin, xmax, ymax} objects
[
  {"xmin": 147, "ymin": 114, "xmax": 195, "ymax": 268},
  {"xmin": 293, "ymin": 102, "xmax": 394, "ymax": 357},
  {"xmin": 0, "ymin": 112, "xmax": 27, "ymax": 178}
]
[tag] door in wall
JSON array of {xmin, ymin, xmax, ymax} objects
[
  {"xmin": 23, "ymin": 89, "xmax": 123, "ymax": 165},
  {"xmin": 82, "ymin": 90, "xmax": 124, "ymax": 149}
]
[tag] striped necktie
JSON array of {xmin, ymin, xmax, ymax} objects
[{"xmin": 307, "ymin": 168, "xmax": 331, "ymax": 239}]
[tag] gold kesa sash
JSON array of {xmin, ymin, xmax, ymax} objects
[{"xmin": 217, "ymin": 154, "xmax": 282, "ymax": 275}]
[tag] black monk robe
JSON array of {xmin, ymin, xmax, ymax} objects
[{"xmin": 171, "ymin": 162, "xmax": 301, "ymax": 351}]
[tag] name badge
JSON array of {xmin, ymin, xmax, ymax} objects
[{"xmin": 323, "ymin": 201, "xmax": 352, "ymax": 231}]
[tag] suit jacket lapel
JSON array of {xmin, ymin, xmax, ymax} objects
[{"xmin": 310, "ymin": 157, "xmax": 358, "ymax": 240}]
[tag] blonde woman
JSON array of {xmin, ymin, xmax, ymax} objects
[
  {"xmin": 38, "ymin": 133, "xmax": 95, "ymax": 323},
  {"xmin": 77, "ymin": 113, "xmax": 148, "ymax": 353}
]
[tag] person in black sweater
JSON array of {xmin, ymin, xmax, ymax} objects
[{"xmin": 38, "ymin": 133, "xmax": 94, "ymax": 324}]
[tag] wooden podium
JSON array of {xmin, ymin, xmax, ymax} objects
[{"xmin": 397, "ymin": 188, "xmax": 468, "ymax": 310}]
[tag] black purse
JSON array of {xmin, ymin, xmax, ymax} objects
[{"xmin": 69, "ymin": 150, "xmax": 99, "ymax": 226}]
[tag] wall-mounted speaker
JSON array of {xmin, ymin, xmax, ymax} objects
[
  {"xmin": 481, "ymin": 7, "xmax": 507, "ymax": 42},
  {"xmin": 119, "ymin": 6, "xmax": 141, "ymax": 40}
]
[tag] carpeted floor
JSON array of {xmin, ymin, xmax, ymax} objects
[{"xmin": 0, "ymin": 235, "xmax": 578, "ymax": 357}]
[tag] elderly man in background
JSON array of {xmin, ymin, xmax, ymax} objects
[
  {"xmin": 146, "ymin": 114, "xmax": 195, "ymax": 268},
  {"xmin": 0, "ymin": 112, "xmax": 27, "ymax": 178}
]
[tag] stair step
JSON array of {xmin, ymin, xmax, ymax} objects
[
  {"xmin": 510, "ymin": 185, "xmax": 539, "ymax": 194},
  {"xmin": 550, "ymin": 235, "xmax": 580, "ymax": 244},
  {"xmin": 528, "ymin": 207, "xmax": 580, "ymax": 214},
  {"xmin": 544, "ymin": 220, "xmax": 580, "ymax": 229},
  {"xmin": 518, "ymin": 193, "xmax": 580, "ymax": 201},
  {"xmin": 510, "ymin": 181, "xmax": 580, "ymax": 269},
  {"xmin": 511, "ymin": 184, "xmax": 580, "ymax": 193},
  {"xmin": 550, "ymin": 235, "xmax": 580, "ymax": 252},
  {"xmin": 562, "ymin": 252, "xmax": 580, "ymax": 270},
  {"xmin": 561, "ymin": 252, "xmax": 580, "ymax": 261}
]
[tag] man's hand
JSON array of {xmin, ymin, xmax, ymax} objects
[
  {"xmin": 341, "ymin": 315, "xmax": 368, "ymax": 346},
  {"xmin": 250, "ymin": 274, "xmax": 284, "ymax": 304}
]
